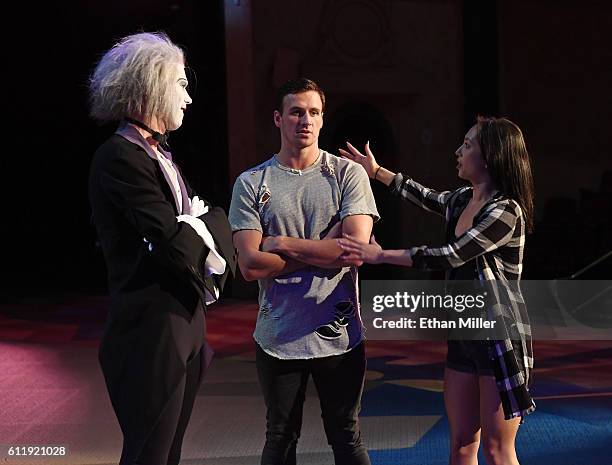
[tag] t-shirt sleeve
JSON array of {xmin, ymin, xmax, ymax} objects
[
  {"xmin": 228, "ymin": 174, "xmax": 263, "ymax": 233},
  {"xmin": 340, "ymin": 162, "xmax": 380, "ymax": 222}
]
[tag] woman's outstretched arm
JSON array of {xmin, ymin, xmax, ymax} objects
[
  {"xmin": 339, "ymin": 141, "xmax": 455, "ymax": 217},
  {"xmin": 339, "ymin": 200, "xmax": 520, "ymax": 270}
]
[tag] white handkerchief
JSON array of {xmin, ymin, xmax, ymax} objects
[{"xmin": 177, "ymin": 214, "xmax": 227, "ymax": 305}]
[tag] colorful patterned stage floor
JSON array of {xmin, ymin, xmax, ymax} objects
[{"xmin": 1, "ymin": 296, "xmax": 610, "ymax": 464}]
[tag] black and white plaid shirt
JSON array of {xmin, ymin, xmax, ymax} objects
[{"xmin": 390, "ymin": 173, "xmax": 536, "ymax": 420}]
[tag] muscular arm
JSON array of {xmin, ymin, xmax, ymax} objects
[
  {"xmin": 233, "ymin": 229, "xmax": 307, "ymax": 282},
  {"xmin": 267, "ymin": 214, "xmax": 374, "ymax": 268},
  {"xmin": 235, "ymin": 215, "xmax": 372, "ymax": 281}
]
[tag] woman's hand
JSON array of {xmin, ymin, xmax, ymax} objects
[
  {"xmin": 339, "ymin": 141, "xmax": 380, "ymax": 179},
  {"xmin": 337, "ymin": 233, "xmax": 384, "ymax": 264}
]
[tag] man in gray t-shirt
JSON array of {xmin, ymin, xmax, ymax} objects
[{"xmin": 229, "ymin": 78, "xmax": 378, "ymax": 465}]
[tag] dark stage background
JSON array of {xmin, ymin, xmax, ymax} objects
[{"xmin": 5, "ymin": 0, "xmax": 612, "ymax": 300}]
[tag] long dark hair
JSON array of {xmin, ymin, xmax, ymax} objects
[{"xmin": 477, "ymin": 116, "xmax": 535, "ymax": 233}]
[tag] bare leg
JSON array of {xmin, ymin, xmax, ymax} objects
[
  {"xmin": 444, "ymin": 368, "xmax": 481, "ymax": 465},
  {"xmin": 479, "ymin": 375, "xmax": 520, "ymax": 465}
]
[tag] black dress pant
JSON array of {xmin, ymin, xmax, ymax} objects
[
  {"xmin": 256, "ymin": 342, "xmax": 371, "ymax": 465},
  {"xmin": 115, "ymin": 307, "xmax": 205, "ymax": 465},
  {"xmin": 129, "ymin": 348, "xmax": 202, "ymax": 465}
]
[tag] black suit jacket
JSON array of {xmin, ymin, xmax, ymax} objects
[
  {"xmin": 90, "ymin": 134, "xmax": 235, "ymax": 309},
  {"xmin": 89, "ymin": 132, "xmax": 236, "ymax": 459}
]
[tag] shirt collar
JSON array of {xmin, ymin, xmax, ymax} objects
[{"xmin": 115, "ymin": 120, "xmax": 173, "ymax": 162}]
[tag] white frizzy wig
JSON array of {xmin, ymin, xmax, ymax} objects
[{"xmin": 89, "ymin": 32, "xmax": 185, "ymax": 124}]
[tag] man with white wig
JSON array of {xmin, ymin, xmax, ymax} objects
[{"xmin": 88, "ymin": 32, "xmax": 236, "ymax": 465}]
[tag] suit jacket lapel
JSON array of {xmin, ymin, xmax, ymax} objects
[{"xmin": 116, "ymin": 122, "xmax": 186, "ymax": 214}]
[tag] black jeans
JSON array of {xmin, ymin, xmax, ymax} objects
[{"xmin": 256, "ymin": 342, "xmax": 371, "ymax": 465}]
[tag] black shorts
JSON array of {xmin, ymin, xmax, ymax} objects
[{"xmin": 446, "ymin": 339, "xmax": 495, "ymax": 376}]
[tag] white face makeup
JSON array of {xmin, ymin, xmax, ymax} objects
[{"xmin": 166, "ymin": 63, "xmax": 192, "ymax": 131}]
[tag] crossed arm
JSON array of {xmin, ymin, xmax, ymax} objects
[{"xmin": 233, "ymin": 214, "xmax": 374, "ymax": 281}]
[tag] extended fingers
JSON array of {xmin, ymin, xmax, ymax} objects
[
  {"xmin": 337, "ymin": 241, "xmax": 360, "ymax": 252},
  {"xmin": 339, "ymin": 254, "xmax": 363, "ymax": 265},
  {"xmin": 341, "ymin": 232, "xmax": 369, "ymax": 243},
  {"xmin": 364, "ymin": 141, "xmax": 376, "ymax": 160},
  {"xmin": 338, "ymin": 148, "xmax": 356, "ymax": 161},
  {"xmin": 339, "ymin": 147, "xmax": 364, "ymax": 163},
  {"xmin": 337, "ymin": 238, "xmax": 365, "ymax": 255},
  {"xmin": 345, "ymin": 141, "xmax": 365, "ymax": 158}
]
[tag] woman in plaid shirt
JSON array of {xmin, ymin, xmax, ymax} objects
[{"xmin": 339, "ymin": 117, "xmax": 535, "ymax": 465}]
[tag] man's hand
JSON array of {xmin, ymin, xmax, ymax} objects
[
  {"xmin": 262, "ymin": 221, "xmax": 341, "ymax": 253},
  {"xmin": 261, "ymin": 235, "xmax": 281, "ymax": 253},
  {"xmin": 234, "ymin": 230, "xmax": 306, "ymax": 281}
]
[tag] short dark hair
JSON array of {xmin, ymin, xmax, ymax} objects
[{"xmin": 276, "ymin": 78, "xmax": 326, "ymax": 114}]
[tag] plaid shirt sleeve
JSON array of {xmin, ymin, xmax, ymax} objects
[
  {"xmin": 409, "ymin": 200, "xmax": 519, "ymax": 270},
  {"xmin": 389, "ymin": 173, "xmax": 455, "ymax": 217}
]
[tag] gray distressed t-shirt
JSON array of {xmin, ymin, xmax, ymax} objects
[{"xmin": 229, "ymin": 150, "xmax": 379, "ymax": 359}]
